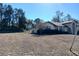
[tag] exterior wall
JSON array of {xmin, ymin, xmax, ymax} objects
[
  {"xmin": 45, "ymin": 23, "xmax": 58, "ymax": 30},
  {"xmin": 63, "ymin": 23, "xmax": 73, "ymax": 34},
  {"xmin": 62, "ymin": 26, "xmax": 71, "ymax": 32},
  {"xmin": 57, "ymin": 26, "xmax": 62, "ymax": 31},
  {"xmin": 76, "ymin": 25, "xmax": 79, "ymax": 33},
  {"xmin": 63, "ymin": 22, "xmax": 77, "ymax": 34},
  {"xmin": 33, "ymin": 21, "xmax": 77, "ymax": 35},
  {"xmin": 72, "ymin": 22, "xmax": 77, "ymax": 34},
  {"xmin": 33, "ymin": 23, "xmax": 58, "ymax": 33}
]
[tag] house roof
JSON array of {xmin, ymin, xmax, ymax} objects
[
  {"xmin": 46, "ymin": 20, "xmax": 77, "ymax": 27},
  {"xmin": 46, "ymin": 21, "xmax": 63, "ymax": 27},
  {"xmin": 35, "ymin": 20, "xmax": 77, "ymax": 29},
  {"xmin": 62, "ymin": 20, "xmax": 76, "ymax": 24},
  {"xmin": 52, "ymin": 22, "xmax": 63, "ymax": 26}
]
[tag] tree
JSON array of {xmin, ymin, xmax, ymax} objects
[
  {"xmin": 18, "ymin": 15, "xmax": 27, "ymax": 30},
  {"xmin": 34, "ymin": 18, "xmax": 43, "ymax": 24},
  {"xmin": 5, "ymin": 5, "xmax": 13, "ymax": 26},
  {"xmin": 0, "ymin": 3, "xmax": 3, "ymax": 22},
  {"xmin": 1, "ymin": 4, "xmax": 13, "ymax": 28},
  {"xmin": 52, "ymin": 17, "xmax": 59, "ymax": 22},
  {"xmin": 52, "ymin": 11, "xmax": 63, "ymax": 22},
  {"xmin": 63, "ymin": 14, "xmax": 78, "ymax": 22},
  {"xmin": 0, "ymin": 3, "xmax": 3, "ymax": 29},
  {"xmin": 12, "ymin": 8, "xmax": 18, "ymax": 26},
  {"xmin": 25, "ymin": 19, "xmax": 34, "ymax": 30},
  {"xmin": 0, "ymin": 4, "xmax": 27, "ymax": 32},
  {"xmin": 14, "ymin": 8, "xmax": 27, "ymax": 30},
  {"xmin": 64, "ymin": 14, "xmax": 72, "ymax": 21}
]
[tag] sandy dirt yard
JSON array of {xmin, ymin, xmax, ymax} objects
[{"xmin": 0, "ymin": 32, "xmax": 79, "ymax": 56}]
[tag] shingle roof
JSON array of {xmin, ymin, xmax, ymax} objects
[
  {"xmin": 46, "ymin": 22, "xmax": 63, "ymax": 26},
  {"xmin": 52, "ymin": 22, "xmax": 63, "ymax": 26},
  {"xmin": 47, "ymin": 20, "xmax": 76, "ymax": 26},
  {"xmin": 62, "ymin": 21, "xmax": 74, "ymax": 24}
]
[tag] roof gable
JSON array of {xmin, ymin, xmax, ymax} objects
[{"xmin": 46, "ymin": 21, "xmax": 63, "ymax": 27}]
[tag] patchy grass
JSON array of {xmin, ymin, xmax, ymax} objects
[{"xmin": 0, "ymin": 32, "xmax": 79, "ymax": 56}]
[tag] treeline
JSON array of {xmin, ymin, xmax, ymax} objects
[
  {"xmin": 0, "ymin": 3, "xmax": 29, "ymax": 32},
  {"xmin": 0, "ymin": 3, "xmax": 79, "ymax": 33}
]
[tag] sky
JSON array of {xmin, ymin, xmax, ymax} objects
[{"xmin": 5, "ymin": 3, "xmax": 79, "ymax": 21}]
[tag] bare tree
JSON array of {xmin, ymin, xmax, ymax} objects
[{"xmin": 52, "ymin": 11, "xmax": 63, "ymax": 22}]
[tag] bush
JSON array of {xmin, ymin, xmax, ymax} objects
[
  {"xmin": 33, "ymin": 28, "xmax": 70, "ymax": 35},
  {"xmin": 0, "ymin": 26, "xmax": 23, "ymax": 33}
]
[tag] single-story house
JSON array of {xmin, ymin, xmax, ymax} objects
[
  {"xmin": 32, "ymin": 21, "xmax": 63, "ymax": 34},
  {"xmin": 32, "ymin": 20, "xmax": 78, "ymax": 35}
]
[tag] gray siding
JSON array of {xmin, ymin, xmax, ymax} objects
[{"xmin": 62, "ymin": 22, "xmax": 77, "ymax": 34}]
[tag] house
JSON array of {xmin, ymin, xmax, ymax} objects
[
  {"xmin": 50, "ymin": 22, "xmax": 63, "ymax": 31},
  {"xmin": 32, "ymin": 20, "xmax": 78, "ymax": 35},
  {"xmin": 62, "ymin": 20, "xmax": 77, "ymax": 34},
  {"xmin": 35, "ymin": 21, "xmax": 63, "ymax": 29},
  {"xmin": 32, "ymin": 21, "xmax": 63, "ymax": 34}
]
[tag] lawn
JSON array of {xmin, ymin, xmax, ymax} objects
[{"xmin": 0, "ymin": 32, "xmax": 79, "ymax": 56}]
